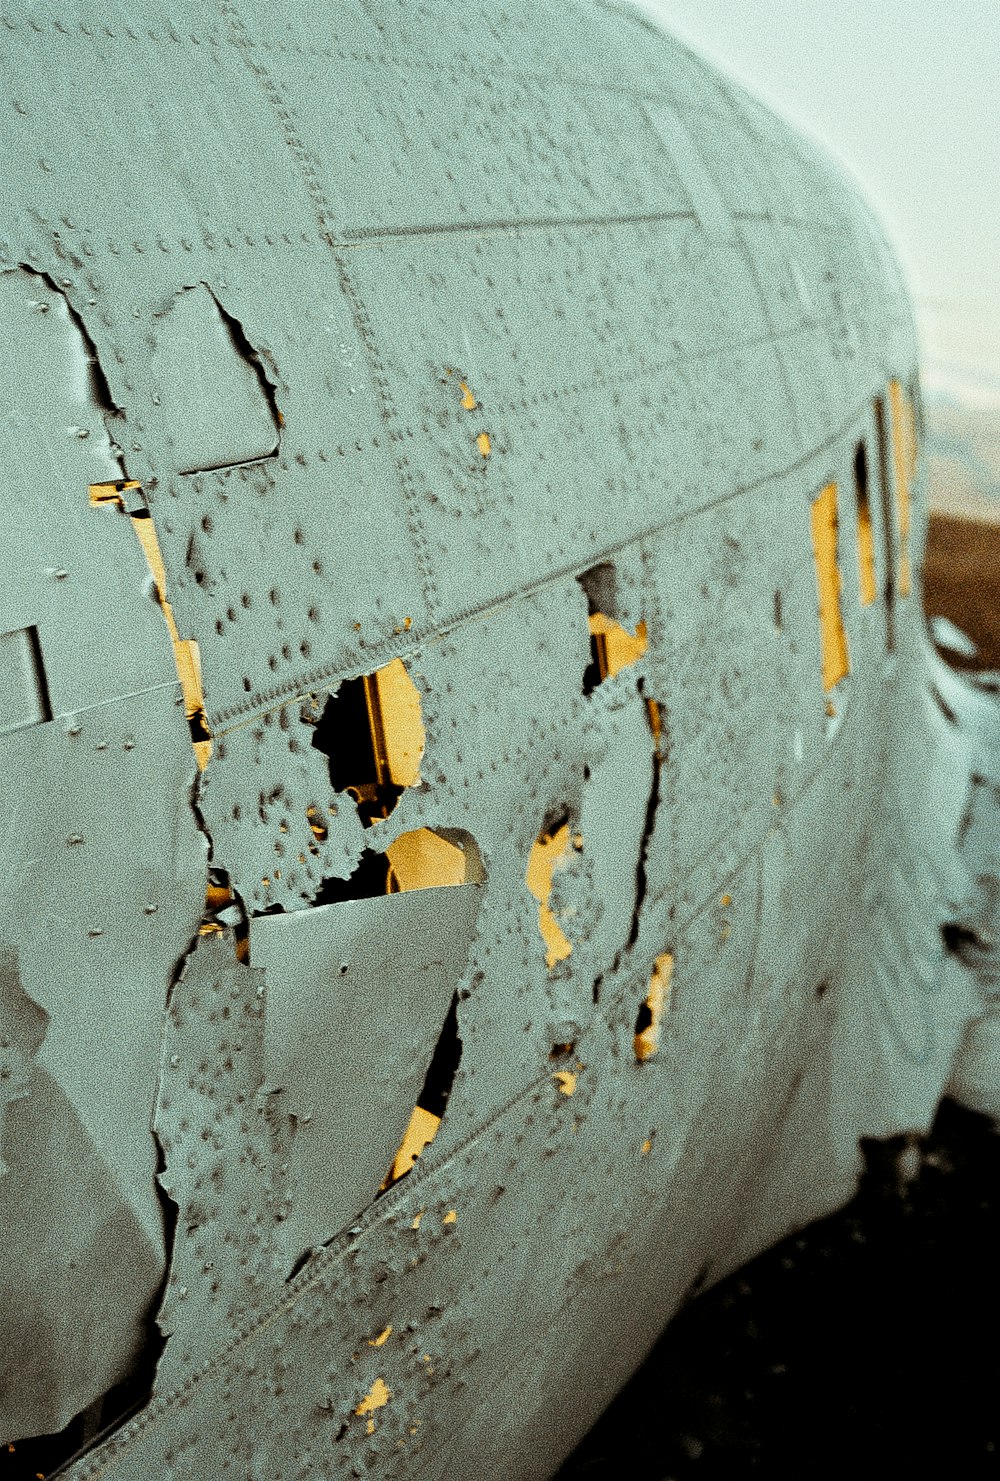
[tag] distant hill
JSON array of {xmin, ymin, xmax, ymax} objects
[{"xmin": 925, "ymin": 394, "xmax": 1000, "ymax": 525}]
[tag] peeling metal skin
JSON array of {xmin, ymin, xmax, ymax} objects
[{"xmin": 0, "ymin": 2, "xmax": 996, "ymax": 1477}]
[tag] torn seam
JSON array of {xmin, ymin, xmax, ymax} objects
[
  {"xmin": 196, "ymin": 280, "xmax": 282, "ymax": 445},
  {"xmin": 15, "ymin": 262, "xmax": 128, "ymax": 477},
  {"xmin": 627, "ymin": 683, "xmax": 664, "ymax": 950}
]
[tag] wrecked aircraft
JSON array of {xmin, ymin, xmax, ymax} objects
[{"xmin": 0, "ymin": 0, "xmax": 997, "ymax": 1477}]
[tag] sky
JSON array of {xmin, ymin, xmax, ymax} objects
[{"xmin": 641, "ymin": 0, "xmax": 1000, "ymax": 407}]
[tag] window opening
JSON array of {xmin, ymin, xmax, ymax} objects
[
  {"xmin": 810, "ymin": 481, "xmax": 850, "ymax": 693},
  {"xmin": 384, "ymin": 827, "xmax": 469, "ymax": 892},
  {"xmin": 873, "ymin": 394, "xmax": 897, "ymax": 649},
  {"xmin": 853, "ymin": 441, "xmax": 877, "ymax": 607},
  {"xmin": 888, "ymin": 379, "xmax": 915, "ymax": 598},
  {"xmin": 311, "ymin": 658, "xmax": 423, "ymax": 826},
  {"xmin": 90, "ymin": 482, "xmax": 211, "ymax": 767}
]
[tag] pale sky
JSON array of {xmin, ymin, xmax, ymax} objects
[{"xmin": 641, "ymin": 0, "xmax": 1000, "ymax": 406}]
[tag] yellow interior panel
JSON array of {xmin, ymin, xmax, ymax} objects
[
  {"xmin": 588, "ymin": 613, "xmax": 648, "ymax": 683},
  {"xmin": 385, "ymin": 829, "xmax": 467, "ymax": 892},
  {"xmin": 810, "ymin": 482, "xmax": 850, "ymax": 693},
  {"xmin": 385, "ymin": 1104, "xmax": 442, "ymax": 1185},
  {"xmin": 370, "ymin": 658, "xmax": 424, "ymax": 788},
  {"xmin": 634, "ymin": 952, "xmax": 673, "ymax": 1063},
  {"xmin": 526, "ymin": 821, "xmax": 578, "ymax": 969}
]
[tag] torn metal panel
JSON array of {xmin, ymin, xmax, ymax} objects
[
  {"xmin": 137, "ymin": 291, "xmax": 434, "ymax": 726},
  {"xmin": 253, "ymin": 882, "xmax": 482, "ymax": 1265},
  {"xmin": 152, "ymin": 933, "xmax": 283, "ymax": 1389},
  {"xmin": 0, "ymin": 684, "xmax": 204, "ymax": 1442},
  {"xmin": 0, "ymin": 268, "xmax": 179, "ymax": 716},
  {"xmin": 0, "ymin": 1058, "xmax": 164, "ymax": 1441},
  {"xmin": 0, "ymin": 948, "xmax": 48, "ymax": 1175},
  {"xmin": 198, "ymin": 699, "xmax": 367, "ymax": 915},
  {"xmin": 567, "ymin": 685, "xmax": 659, "ymax": 983},
  {"xmin": 148, "ymin": 283, "xmax": 280, "ymax": 476},
  {"xmin": 0, "ymin": 691, "xmax": 205, "ymax": 1249},
  {"xmin": 1, "ymin": 946, "xmax": 163, "ymax": 1443}
]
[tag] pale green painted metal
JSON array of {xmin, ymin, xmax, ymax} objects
[{"xmin": 0, "ymin": 1, "xmax": 996, "ymax": 1477}]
